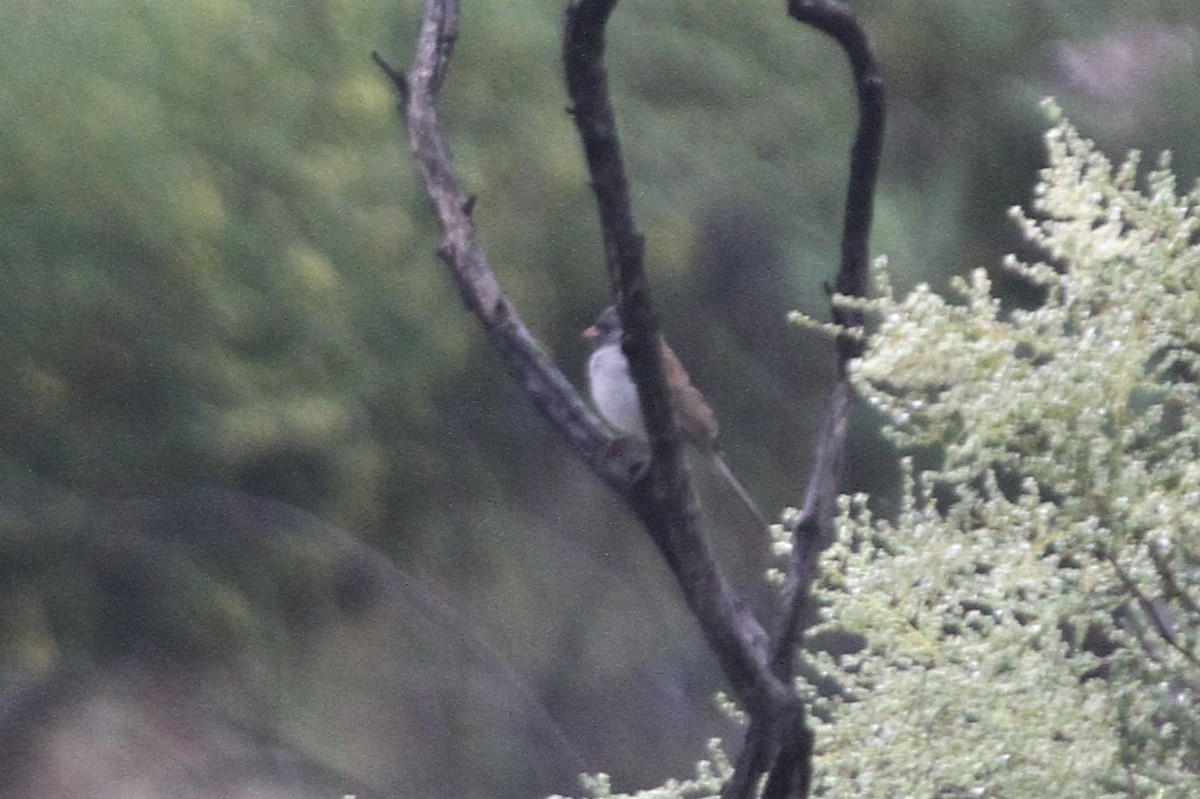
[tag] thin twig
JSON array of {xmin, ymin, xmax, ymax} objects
[
  {"xmin": 1109, "ymin": 552, "xmax": 1200, "ymax": 672},
  {"xmin": 1149, "ymin": 542, "xmax": 1200, "ymax": 621}
]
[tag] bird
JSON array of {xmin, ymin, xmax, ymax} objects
[{"xmin": 582, "ymin": 305, "xmax": 770, "ymax": 531}]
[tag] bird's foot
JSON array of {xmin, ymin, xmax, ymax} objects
[{"xmin": 606, "ymin": 437, "xmax": 651, "ymax": 482}]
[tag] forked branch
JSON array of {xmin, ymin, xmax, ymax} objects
[
  {"xmin": 372, "ymin": 1, "xmax": 625, "ymax": 490},
  {"xmin": 376, "ymin": 0, "xmax": 884, "ymax": 797}
]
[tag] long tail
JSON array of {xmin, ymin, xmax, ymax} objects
[{"xmin": 710, "ymin": 451, "xmax": 772, "ymax": 534}]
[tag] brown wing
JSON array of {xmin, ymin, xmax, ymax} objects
[{"xmin": 660, "ymin": 340, "xmax": 719, "ymax": 450}]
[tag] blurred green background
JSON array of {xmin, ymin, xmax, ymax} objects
[{"xmin": 1, "ymin": 0, "xmax": 1197, "ymax": 796}]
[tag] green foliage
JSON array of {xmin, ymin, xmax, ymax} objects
[
  {"xmin": 0, "ymin": 0, "xmax": 430, "ymax": 529},
  {"xmin": 796, "ymin": 103, "xmax": 1200, "ymax": 796}
]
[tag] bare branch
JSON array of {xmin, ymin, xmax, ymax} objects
[
  {"xmin": 382, "ymin": 0, "xmax": 787, "ymax": 725},
  {"xmin": 562, "ymin": 2, "xmax": 885, "ymax": 797},
  {"xmin": 562, "ymin": 0, "xmax": 671, "ymax": 459},
  {"xmin": 563, "ymin": 0, "xmax": 789, "ymax": 722},
  {"xmin": 770, "ymin": 380, "xmax": 851, "ymax": 675}
]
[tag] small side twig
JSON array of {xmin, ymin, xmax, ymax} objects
[{"xmin": 370, "ymin": 50, "xmax": 409, "ymax": 105}]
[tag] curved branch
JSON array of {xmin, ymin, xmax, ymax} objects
[
  {"xmin": 779, "ymin": 0, "xmax": 884, "ymax": 626},
  {"xmin": 755, "ymin": 2, "xmax": 885, "ymax": 796},
  {"xmin": 790, "ymin": 0, "xmax": 883, "ymax": 355}
]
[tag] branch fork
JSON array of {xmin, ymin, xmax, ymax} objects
[{"xmin": 375, "ymin": 0, "xmax": 884, "ymax": 794}]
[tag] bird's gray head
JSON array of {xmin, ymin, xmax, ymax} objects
[{"xmin": 582, "ymin": 305, "xmax": 623, "ymax": 347}]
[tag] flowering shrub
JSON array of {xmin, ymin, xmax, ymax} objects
[{"xmin": 802, "ymin": 102, "xmax": 1200, "ymax": 797}]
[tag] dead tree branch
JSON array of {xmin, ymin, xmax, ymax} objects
[
  {"xmin": 377, "ymin": 0, "xmax": 786, "ymax": 726},
  {"xmin": 377, "ymin": 0, "xmax": 884, "ymax": 796}
]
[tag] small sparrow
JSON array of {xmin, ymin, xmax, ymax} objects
[{"xmin": 583, "ymin": 305, "xmax": 769, "ymax": 531}]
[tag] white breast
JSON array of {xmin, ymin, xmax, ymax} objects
[{"xmin": 587, "ymin": 344, "xmax": 647, "ymax": 439}]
